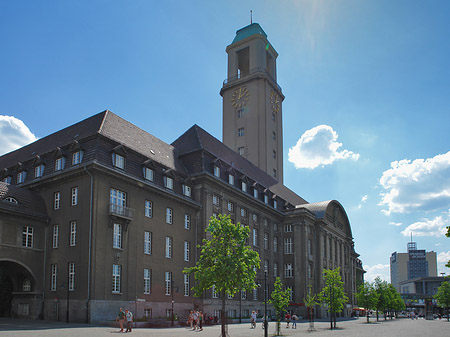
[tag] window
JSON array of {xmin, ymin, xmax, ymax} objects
[
  {"xmin": 285, "ymin": 264, "xmax": 293, "ymax": 278},
  {"xmin": 144, "ymin": 309, "xmax": 152, "ymax": 318},
  {"xmin": 287, "ymin": 287, "xmax": 293, "ymax": 301},
  {"xmin": 214, "ymin": 166, "xmax": 220, "ymax": 177},
  {"xmin": 273, "ymin": 150, "xmax": 276, "ymax": 159},
  {"xmin": 212, "ymin": 285, "xmax": 218, "ymax": 298},
  {"xmin": 113, "ymin": 153, "xmax": 125, "ymax": 169},
  {"xmin": 184, "ymin": 241, "xmax": 190, "ymax": 262},
  {"xmin": 238, "ymin": 147, "xmax": 245, "ymax": 155},
  {"xmin": 112, "ymin": 264, "xmax": 121, "ymax": 293},
  {"xmin": 284, "ymin": 237, "xmax": 293, "ymax": 254},
  {"xmin": 264, "ymin": 232, "xmax": 269, "ymax": 250},
  {"xmin": 238, "ymin": 128, "xmax": 245, "ymax": 137},
  {"xmin": 241, "ymin": 181, "xmax": 247, "ymax": 192},
  {"xmin": 308, "ymin": 264, "xmax": 312, "ymax": 279},
  {"xmin": 55, "ymin": 157, "xmax": 65, "ymax": 171},
  {"xmin": 284, "ymin": 224, "xmax": 292, "ymax": 233},
  {"xmin": 264, "ymin": 259, "xmax": 269, "ymax": 273},
  {"xmin": 51, "ymin": 264, "xmax": 57, "ymax": 291},
  {"xmin": 253, "ymin": 189, "xmax": 258, "ymax": 199},
  {"xmin": 252, "ymin": 228, "xmax": 258, "ymax": 246},
  {"xmin": 264, "ymin": 194, "xmax": 269, "ymax": 204},
  {"xmin": 68, "ymin": 262, "xmax": 75, "ymax": 291},
  {"xmin": 54, "ymin": 192, "xmax": 60, "ymax": 210},
  {"xmin": 71, "ymin": 187, "xmax": 78, "ymax": 206},
  {"xmin": 272, "ymin": 131, "xmax": 276, "ymax": 140},
  {"xmin": 166, "ymin": 207, "xmax": 173, "ymax": 224},
  {"xmin": 272, "ymin": 112, "xmax": 276, "ymax": 121},
  {"xmin": 17, "ymin": 171, "xmax": 26, "ymax": 184},
  {"xmin": 22, "ymin": 226, "xmax": 33, "ymax": 248},
  {"xmin": 145, "ymin": 200, "xmax": 153, "ymax": 218},
  {"xmin": 228, "ymin": 174, "xmax": 234, "ymax": 185},
  {"xmin": 34, "ymin": 164, "xmax": 44, "ymax": 178},
  {"xmin": 165, "ymin": 272, "xmax": 172, "ymax": 295},
  {"xmin": 110, "ymin": 188, "xmax": 126, "ymax": 215},
  {"xmin": 308, "ymin": 239, "xmax": 312, "ymax": 257},
  {"xmin": 184, "ymin": 274, "xmax": 190, "ymax": 296},
  {"xmin": 164, "ymin": 176, "xmax": 174, "ymax": 190},
  {"xmin": 144, "ymin": 231, "xmax": 152, "ymax": 255},
  {"xmin": 144, "ymin": 269, "xmax": 151, "ymax": 294},
  {"xmin": 273, "ymin": 223, "xmax": 278, "ymax": 232},
  {"xmin": 273, "ymin": 169, "xmax": 277, "ymax": 178},
  {"xmin": 273, "ymin": 199, "xmax": 277, "ymax": 209},
  {"xmin": 22, "ymin": 279, "xmax": 31, "ymax": 292},
  {"xmin": 144, "ymin": 167, "xmax": 154, "ymax": 181},
  {"xmin": 165, "ymin": 237, "xmax": 172, "ymax": 258},
  {"xmin": 252, "ymin": 288, "xmax": 258, "ymax": 301},
  {"xmin": 183, "ymin": 184, "xmax": 191, "ymax": 197},
  {"xmin": 72, "ymin": 151, "xmax": 83, "ymax": 165},
  {"xmin": 113, "ymin": 223, "xmax": 122, "ymax": 249},
  {"xmin": 184, "ymin": 214, "xmax": 190, "ymax": 230},
  {"xmin": 274, "ymin": 262, "xmax": 278, "ymax": 277},
  {"xmin": 240, "ymin": 290, "xmax": 246, "ymax": 300},
  {"xmin": 323, "ymin": 236, "xmax": 327, "ymax": 257},
  {"xmin": 2, "ymin": 176, "xmax": 12, "ymax": 184},
  {"xmin": 70, "ymin": 221, "xmax": 77, "ymax": 246},
  {"xmin": 227, "ymin": 201, "xmax": 234, "ymax": 213},
  {"xmin": 252, "ymin": 214, "xmax": 258, "ymax": 223},
  {"xmin": 273, "ymin": 236, "xmax": 278, "ymax": 253},
  {"xmin": 240, "ymin": 207, "xmax": 247, "ymax": 218},
  {"xmin": 53, "ymin": 225, "xmax": 59, "ymax": 248},
  {"xmin": 212, "ymin": 194, "xmax": 220, "ymax": 206},
  {"xmin": 237, "ymin": 108, "xmax": 244, "ymax": 118}
]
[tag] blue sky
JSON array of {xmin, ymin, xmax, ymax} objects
[{"xmin": 1, "ymin": 0, "xmax": 449, "ymax": 282}]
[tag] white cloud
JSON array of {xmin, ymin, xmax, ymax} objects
[
  {"xmin": 358, "ymin": 195, "xmax": 368, "ymax": 209},
  {"xmin": 401, "ymin": 211, "xmax": 449, "ymax": 237},
  {"xmin": 363, "ymin": 264, "xmax": 390, "ymax": 283},
  {"xmin": 389, "ymin": 222, "xmax": 403, "ymax": 227},
  {"xmin": 379, "ymin": 151, "xmax": 450, "ymax": 215},
  {"xmin": 437, "ymin": 251, "xmax": 450, "ymax": 276},
  {"xmin": 288, "ymin": 125, "xmax": 360, "ymax": 169},
  {"xmin": 0, "ymin": 115, "xmax": 37, "ymax": 156}
]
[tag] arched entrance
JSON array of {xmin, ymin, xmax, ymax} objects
[{"xmin": 0, "ymin": 260, "xmax": 41, "ymax": 319}]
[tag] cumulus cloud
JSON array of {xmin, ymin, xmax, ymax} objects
[
  {"xmin": 0, "ymin": 116, "xmax": 37, "ymax": 156},
  {"xmin": 437, "ymin": 251, "xmax": 450, "ymax": 276},
  {"xmin": 288, "ymin": 125, "xmax": 360, "ymax": 169},
  {"xmin": 379, "ymin": 151, "xmax": 450, "ymax": 215},
  {"xmin": 363, "ymin": 264, "xmax": 390, "ymax": 283},
  {"xmin": 401, "ymin": 211, "xmax": 449, "ymax": 237},
  {"xmin": 358, "ymin": 195, "xmax": 368, "ymax": 209}
]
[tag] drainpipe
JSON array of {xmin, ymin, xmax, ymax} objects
[
  {"xmin": 84, "ymin": 166, "xmax": 94, "ymax": 323},
  {"xmin": 42, "ymin": 218, "xmax": 49, "ymax": 319}
]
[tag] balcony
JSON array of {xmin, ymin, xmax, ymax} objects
[{"xmin": 109, "ymin": 203, "xmax": 133, "ymax": 221}]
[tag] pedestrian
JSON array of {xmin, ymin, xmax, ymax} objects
[
  {"xmin": 198, "ymin": 311, "xmax": 204, "ymax": 331},
  {"xmin": 193, "ymin": 310, "xmax": 199, "ymax": 330},
  {"xmin": 125, "ymin": 309, "xmax": 133, "ymax": 332},
  {"xmin": 251, "ymin": 310, "xmax": 257, "ymax": 329},
  {"xmin": 188, "ymin": 311, "xmax": 193, "ymax": 329},
  {"xmin": 292, "ymin": 313, "xmax": 298, "ymax": 329},
  {"xmin": 285, "ymin": 312, "xmax": 291, "ymax": 328},
  {"xmin": 116, "ymin": 307, "xmax": 126, "ymax": 332}
]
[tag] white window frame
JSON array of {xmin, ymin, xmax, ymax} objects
[
  {"xmin": 70, "ymin": 221, "xmax": 77, "ymax": 247},
  {"xmin": 264, "ymin": 194, "xmax": 269, "ymax": 204},
  {"xmin": 112, "ymin": 264, "xmax": 121, "ymax": 293},
  {"xmin": 252, "ymin": 288, "xmax": 258, "ymax": 301},
  {"xmin": 184, "ymin": 274, "xmax": 189, "ymax": 296},
  {"xmin": 184, "ymin": 241, "xmax": 190, "ymax": 262},
  {"xmin": 228, "ymin": 174, "xmax": 234, "ymax": 185},
  {"xmin": 273, "ymin": 199, "xmax": 277, "ymax": 209},
  {"xmin": 71, "ymin": 187, "xmax": 78, "ymax": 206},
  {"xmin": 264, "ymin": 232, "xmax": 269, "ymax": 250},
  {"xmin": 274, "ymin": 262, "xmax": 278, "ymax": 277},
  {"xmin": 72, "ymin": 150, "xmax": 83, "ymax": 165},
  {"xmin": 144, "ymin": 167, "xmax": 154, "ymax": 181},
  {"xmin": 165, "ymin": 236, "xmax": 172, "ymax": 258},
  {"xmin": 34, "ymin": 164, "xmax": 44, "ymax": 178},
  {"xmin": 110, "ymin": 188, "xmax": 126, "ymax": 215},
  {"xmin": 55, "ymin": 157, "xmax": 65, "ymax": 171},
  {"xmin": 164, "ymin": 176, "xmax": 174, "ymax": 190},
  {"xmin": 166, "ymin": 207, "xmax": 173, "ymax": 224},
  {"xmin": 253, "ymin": 189, "xmax": 258, "ymax": 198},
  {"xmin": 212, "ymin": 285, "xmax": 218, "ymax": 298},
  {"xmin": 227, "ymin": 201, "xmax": 234, "ymax": 213},
  {"xmin": 113, "ymin": 223, "xmax": 122, "ymax": 249},
  {"xmin": 54, "ymin": 192, "xmax": 60, "ymax": 210},
  {"xmin": 241, "ymin": 181, "xmax": 247, "ymax": 192},
  {"xmin": 113, "ymin": 153, "xmax": 125, "ymax": 169},
  {"xmin": 144, "ymin": 231, "xmax": 152, "ymax": 255},
  {"xmin": 53, "ymin": 225, "xmax": 59, "ymax": 248},
  {"xmin": 144, "ymin": 268, "xmax": 151, "ymax": 294},
  {"xmin": 214, "ymin": 166, "xmax": 220, "ymax": 177},
  {"xmin": 17, "ymin": 171, "xmax": 26, "ymax": 184},
  {"xmin": 273, "ymin": 236, "xmax": 278, "ymax": 253},
  {"xmin": 68, "ymin": 262, "xmax": 75, "ymax": 291},
  {"xmin": 238, "ymin": 146, "xmax": 245, "ymax": 155},
  {"xmin": 51, "ymin": 264, "xmax": 57, "ymax": 291},
  {"xmin": 252, "ymin": 228, "xmax": 258, "ymax": 247},
  {"xmin": 22, "ymin": 226, "xmax": 33, "ymax": 248},
  {"xmin": 285, "ymin": 263, "xmax": 293, "ymax": 278},
  {"xmin": 238, "ymin": 127, "xmax": 245, "ymax": 137},
  {"xmin": 184, "ymin": 214, "xmax": 191, "ymax": 230},
  {"xmin": 183, "ymin": 184, "xmax": 191, "ymax": 197},
  {"xmin": 212, "ymin": 194, "xmax": 220, "ymax": 206},
  {"xmin": 284, "ymin": 224, "xmax": 292, "ymax": 233},
  {"xmin": 145, "ymin": 200, "xmax": 153, "ymax": 218},
  {"xmin": 284, "ymin": 237, "xmax": 293, "ymax": 254},
  {"xmin": 240, "ymin": 207, "xmax": 247, "ymax": 218},
  {"xmin": 165, "ymin": 271, "xmax": 172, "ymax": 295}
]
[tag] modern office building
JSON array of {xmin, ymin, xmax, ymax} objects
[
  {"xmin": 0, "ymin": 23, "xmax": 364, "ymax": 323},
  {"xmin": 390, "ymin": 241, "xmax": 437, "ymax": 292}
]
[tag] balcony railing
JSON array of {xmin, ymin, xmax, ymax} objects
[
  {"xmin": 222, "ymin": 67, "xmax": 282, "ymax": 93},
  {"xmin": 109, "ymin": 203, "xmax": 133, "ymax": 220}
]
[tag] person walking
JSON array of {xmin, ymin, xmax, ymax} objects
[
  {"xmin": 292, "ymin": 313, "xmax": 298, "ymax": 329},
  {"xmin": 125, "ymin": 309, "xmax": 133, "ymax": 332},
  {"xmin": 285, "ymin": 312, "xmax": 291, "ymax": 328},
  {"xmin": 198, "ymin": 311, "xmax": 204, "ymax": 331},
  {"xmin": 251, "ymin": 310, "xmax": 257, "ymax": 329},
  {"xmin": 116, "ymin": 308, "xmax": 126, "ymax": 332}
]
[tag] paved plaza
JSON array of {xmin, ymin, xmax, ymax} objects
[{"xmin": 0, "ymin": 317, "xmax": 448, "ymax": 337}]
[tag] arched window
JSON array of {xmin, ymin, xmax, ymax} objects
[{"xmin": 22, "ymin": 279, "xmax": 31, "ymax": 292}]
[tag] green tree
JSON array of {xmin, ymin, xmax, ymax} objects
[
  {"xmin": 434, "ymin": 279, "xmax": 450, "ymax": 322},
  {"xmin": 184, "ymin": 214, "xmax": 260, "ymax": 337},
  {"xmin": 269, "ymin": 277, "xmax": 290, "ymax": 336},
  {"xmin": 319, "ymin": 267, "xmax": 349, "ymax": 330},
  {"xmin": 356, "ymin": 282, "xmax": 378, "ymax": 323},
  {"xmin": 446, "ymin": 226, "xmax": 450, "ymax": 268},
  {"xmin": 374, "ymin": 277, "xmax": 389, "ymax": 321},
  {"xmin": 304, "ymin": 284, "xmax": 319, "ymax": 330}
]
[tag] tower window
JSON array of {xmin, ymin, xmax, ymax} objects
[
  {"xmin": 273, "ymin": 150, "xmax": 276, "ymax": 159},
  {"xmin": 273, "ymin": 131, "xmax": 276, "ymax": 140},
  {"xmin": 237, "ymin": 109, "xmax": 244, "ymax": 118},
  {"xmin": 238, "ymin": 128, "xmax": 245, "ymax": 137},
  {"xmin": 238, "ymin": 147, "xmax": 245, "ymax": 155}
]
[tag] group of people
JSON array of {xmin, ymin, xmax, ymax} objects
[
  {"xmin": 116, "ymin": 308, "xmax": 133, "ymax": 333},
  {"xmin": 284, "ymin": 312, "xmax": 299, "ymax": 328},
  {"xmin": 187, "ymin": 310, "xmax": 204, "ymax": 331}
]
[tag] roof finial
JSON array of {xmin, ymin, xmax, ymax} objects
[{"xmin": 250, "ymin": 10, "xmax": 253, "ymax": 24}]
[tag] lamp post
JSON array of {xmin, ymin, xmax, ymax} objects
[
  {"xmin": 263, "ymin": 270, "xmax": 268, "ymax": 337},
  {"xmin": 171, "ymin": 281, "xmax": 178, "ymax": 326}
]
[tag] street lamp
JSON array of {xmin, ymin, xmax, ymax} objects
[
  {"xmin": 171, "ymin": 281, "xmax": 178, "ymax": 326},
  {"xmin": 257, "ymin": 271, "xmax": 269, "ymax": 337}
]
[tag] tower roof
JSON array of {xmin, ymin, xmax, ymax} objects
[{"xmin": 232, "ymin": 23, "xmax": 268, "ymax": 44}]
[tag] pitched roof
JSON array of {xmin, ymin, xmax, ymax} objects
[
  {"xmin": 172, "ymin": 124, "xmax": 308, "ymax": 206},
  {"xmin": 0, "ymin": 182, "xmax": 48, "ymax": 220},
  {"xmin": 0, "ymin": 110, "xmax": 186, "ymax": 172}
]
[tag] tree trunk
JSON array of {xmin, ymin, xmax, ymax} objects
[
  {"xmin": 221, "ymin": 296, "xmax": 226, "ymax": 337},
  {"xmin": 366, "ymin": 310, "xmax": 370, "ymax": 323}
]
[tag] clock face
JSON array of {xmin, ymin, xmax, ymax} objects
[
  {"xmin": 270, "ymin": 90, "xmax": 280, "ymax": 113},
  {"xmin": 231, "ymin": 86, "xmax": 250, "ymax": 109}
]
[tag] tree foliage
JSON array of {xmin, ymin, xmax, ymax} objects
[
  {"xmin": 434, "ymin": 279, "xmax": 450, "ymax": 322},
  {"xmin": 269, "ymin": 277, "xmax": 290, "ymax": 336},
  {"xmin": 319, "ymin": 267, "xmax": 348, "ymax": 329},
  {"xmin": 183, "ymin": 214, "xmax": 260, "ymax": 337},
  {"xmin": 356, "ymin": 282, "xmax": 378, "ymax": 323},
  {"xmin": 446, "ymin": 226, "xmax": 450, "ymax": 268}
]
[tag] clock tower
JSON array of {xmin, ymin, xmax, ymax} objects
[{"xmin": 220, "ymin": 23, "xmax": 284, "ymax": 182}]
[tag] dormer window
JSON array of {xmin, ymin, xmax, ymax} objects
[
  {"xmin": 242, "ymin": 181, "xmax": 247, "ymax": 193},
  {"xmin": 214, "ymin": 166, "xmax": 220, "ymax": 178},
  {"xmin": 4, "ymin": 197, "xmax": 18, "ymax": 204},
  {"xmin": 2, "ymin": 176, "xmax": 12, "ymax": 184},
  {"xmin": 264, "ymin": 194, "xmax": 269, "ymax": 204},
  {"xmin": 34, "ymin": 164, "xmax": 45, "ymax": 178},
  {"xmin": 273, "ymin": 199, "xmax": 278, "ymax": 209},
  {"xmin": 72, "ymin": 151, "xmax": 83, "ymax": 165},
  {"xmin": 164, "ymin": 176, "xmax": 174, "ymax": 190},
  {"xmin": 144, "ymin": 167, "xmax": 154, "ymax": 181},
  {"xmin": 113, "ymin": 153, "xmax": 125, "ymax": 169},
  {"xmin": 253, "ymin": 189, "xmax": 258, "ymax": 199},
  {"xmin": 54, "ymin": 157, "xmax": 65, "ymax": 171},
  {"xmin": 17, "ymin": 171, "xmax": 26, "ymax": 184},
  {"xmin": 182, "ymin": 184, "xmax": 192, "ymax": 198},
  {"xmin": 228, "ymin": 174, "xmax": 234, "ymax": 185}
]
